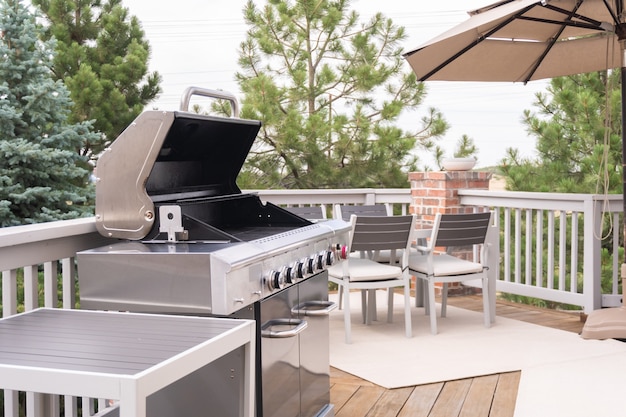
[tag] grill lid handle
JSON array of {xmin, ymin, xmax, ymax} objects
[
  {"xmin": 260, "ymin": 319, "xmax": 308, "ymax": 338},
  {"xmin": 179, "ymin": 86, "xmax": 240, "ymax": 118}
]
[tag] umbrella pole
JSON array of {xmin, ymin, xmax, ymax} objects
[{"xmin": 580, "ymin": 40, "xmax": 626, "ymax": 339}]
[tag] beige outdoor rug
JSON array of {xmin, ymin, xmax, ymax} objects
[{"xmin": 328, "ymin": 291, "xmax": 626, "ymax": 409}]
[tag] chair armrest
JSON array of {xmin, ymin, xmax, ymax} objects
[
  {"xmin": 414, "ymin": 244, "xmax": 431, "ymax": 253},
  {"xmin": 481, "ymin": 242, "xmax": 491, "ymax": 266},
  {"xmin": 413, "ymin": 229, "xmax": 432, "ymax": 239}
]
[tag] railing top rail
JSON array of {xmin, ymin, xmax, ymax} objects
[
  {"xmin": 460, "ymin": 190, "xmax": 623, "ymax": 212},
  {"xmin": 460, "ymin": 190, "xmax": 622, "ymax": 201},
  {"xmin": 247, "ymin": 188, "xmax": 412, "ymax": 204},
  {"xmin": 0, "ymin": 217, "xmax": 98, "ymax": 249},
  {"xmin": 245, "ymin": 188, "xmax": 409, "ymax": 193}
]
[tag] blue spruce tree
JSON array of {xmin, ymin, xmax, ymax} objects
[{"xmin": 0, "ymin": 0, "xmax": 99, "ymax": 226}]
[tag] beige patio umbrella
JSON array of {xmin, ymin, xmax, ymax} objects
[{"xmin": 403, "ymin": 0, "xmax": 626, "ymax": 339}]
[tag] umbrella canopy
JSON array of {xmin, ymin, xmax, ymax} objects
[
  {"xmin": 404, "ymin": 0, "xmax": 624, "ymax": 83},
  {"xmin": 403, "ymin": 0, "xmax": 626, "ymax": 339}
]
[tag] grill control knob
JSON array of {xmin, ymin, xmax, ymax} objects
[
  {"xmin": 266, "ymin": 269, "xmax": 285, "ymax": 290},
  {"xmin": 297, "ymin": 258, "xmax": 309, "ymax": 279},
  {"xmin": 325, "ymin": 249, "xmax": 336, "ymax": 266},
  {"xmin": 316, "ymin": 251, "xmax": 326, "ymax": 270},
  {"xmin": 306, "ymin": 256, "xmax": 317, "ymax": 274},
  {"xmin": 284, "ymin": 265, "xmax": 295, "ymax": 284},
  {"xmin": 309, "ymin": 253, "xmax": 323, "ymax": 273}
]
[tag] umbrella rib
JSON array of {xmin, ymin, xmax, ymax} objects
[
  {"xmin": 542, "ymin": 3, "xmax": 606, "ymax": 27},
  {"xmin": 417, "ymin": 4, "xmax": 537, "ymax": 81},
  {"xmin": 524, "ymin": 1, "xmax": 585, "ymax": 82},
  {"xmin": 602, "ymin": 0, "xmax": 621, "ymax": 26},
  {"xmin": 518, "ymin": 15, "xmax": 609, "ymax": 32}
]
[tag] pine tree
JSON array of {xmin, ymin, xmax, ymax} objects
[
  {"xmin": 231, "ymin": 0, "xmax": 448, "ymax": 189},
  {"xmin": 500, "ymin": 72, "xmax": 622, "ymax": 194},
  {"xmin": 0, "ymin": 0, "xmax": 99, "ymax": 226},
  {"xmin": 31, "ymin": 0, "xmax": 161, "ymax": 159}
]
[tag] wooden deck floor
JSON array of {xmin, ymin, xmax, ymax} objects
[{"xmin": 329, "ymin": 295, "xmax": 586, "ymax": 417}]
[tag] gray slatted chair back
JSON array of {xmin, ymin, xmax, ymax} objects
[
  {"xmin": 338, "ymin": 204, "xmax": 389, "ymax": 221},
  {"xmin": 350, "ymin": 215, "xmax": 414, "ymax": 253},
  {"xmin": 434, "ymin": 212, "xmax": 491, "ymax": 248},
  {"xmin": 285, "ymin": 206, "xmax": 325, "ymax": 220}
]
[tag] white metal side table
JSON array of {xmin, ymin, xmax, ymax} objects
[{"xmin": 0, "ymin": 308, "xmax": 255, "ymax": 417}]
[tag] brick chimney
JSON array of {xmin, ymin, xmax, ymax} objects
[{"xmin": 408, "ymin": 170, "xmax": 492, "ymax": 223}]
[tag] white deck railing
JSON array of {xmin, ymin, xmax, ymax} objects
[
  {"xmin": 459, "ymin": 190, "xmax": 623, "ymax": 312},
  {"xmin": 0, "ymin": 187, "xmax": 622, "ymax": 416},
  {"xmin": 0, "ymin": 188, "xmax": 620, "ymax": 314}
]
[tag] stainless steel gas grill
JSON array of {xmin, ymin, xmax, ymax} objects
[{"xmin": 77, "ymin": 87, "xmax": 350, "ymax": 417}]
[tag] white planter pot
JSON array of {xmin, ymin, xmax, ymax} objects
[{"xmin": 441, "ymin": 157, "xmax": 476, "ymax": 171}]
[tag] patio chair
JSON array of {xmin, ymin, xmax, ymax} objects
[
  {"xmin": 328, "ymin": 214, "xmax": 416, "ymax": 343},
  {"xmin": 409, "ymin": 211, "xmax": 493, "ymax": 335},
  {"xmin": 334, "ymin": 204, "xmax": 413, "ymax": 315},
  {"xmin": 333, "ymin": 204, "xmax": 390, "ymax": 221},
  {"xmin": 334, "ymin": 204, "xmax": 400, "ymax": 260},
  {"xmin": 284, "ymin": 205, "xmax": 326, "ymax": 221}
]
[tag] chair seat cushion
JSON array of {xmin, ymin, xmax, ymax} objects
[
  {"xmin": 328, "ymin": 258, "xmax": 403, "ymax": 282},
  {"xmin": 409, "ymin": 253, "xmax": 483, "ymax": 277}
]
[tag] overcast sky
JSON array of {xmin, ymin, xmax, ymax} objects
[{"xmin": 121, "ymin": 0, "xmax": 550, "ymax": 168}]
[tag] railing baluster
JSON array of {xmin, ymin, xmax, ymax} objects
[
  {"xmin": 547, "ymin": 211, "xmax": 555, "ymax": 289},
  {"xmin": 98, "ymin": 398, "xmax": 107, "ymax": 411},
  {"xmin": 26, "ymin": 392, "xmax": 44, "ymax": 416},
  {"xmin": 2, "ymin": 270, "xmax": 17, "ymax": 317},
  {"xmin": 525, "ymin": 209, "xmax": 532, "ymax": 285},
  {"xmin": 504, "ymin": 207, "xmax": 511, "ymax": 282},
  {"xmin": 613, "ymin": 212, "xmax": 620, "ymax": 296},
  {"xmin": 24, "ymin": 265, "xmax": 39, "ymax": 311},
  {"xmin": 4, "ymin": 390, "xmax": 18, "ymax": 417},
  {"xmin": 559, "ymin": 211, "xmax": 567, "ymax": 291},
  {"xmin": 82, "ymin": 397, "xmax": 95, "ymax": 416},
  {"xmin": 62, "ymin": 257, "xmax": 76, "ymax": 309},
  {"xmin": 571, "ymin": 212, "xmax": 579, "ymax": 293},
  {"xmin": 536, "ymin": 210, "xmax": 543, "ymax": 288},
  {"xmin": 43, "ymin": 261, "xmax": 58, "ymax": 308},
  {"xmin": 64, "ymin": 395, "xmax": 78, "ymax": 417},
  {"xmin": 514, "ymin": 208, "xmax": 522, "ymax": 284},
  {"xmin": 2, "ymin": 270, "xmax": 18, "ymax": 417}
]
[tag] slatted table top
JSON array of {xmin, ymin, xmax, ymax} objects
[
  {"xmin": 0, "ymin": 308, "xmax": 255, "ymax": 417},
  {"xmin": 0, "ymin": 308, "xmax": 245, "ymax": 374}
]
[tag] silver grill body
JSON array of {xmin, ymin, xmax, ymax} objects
[{"xmin": 78, "ymin": 219, "xmax": 349, "ymax": 316}]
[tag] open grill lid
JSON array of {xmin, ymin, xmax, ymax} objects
[{"xmin": 95, "ymin": 88, "xmax": 262, "ymax": 240}]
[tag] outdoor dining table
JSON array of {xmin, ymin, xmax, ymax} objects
[
  {"xmin": 0, "ymin": 308, "xmax": 255, "ymax": 417},
  {"xmin": 412, "ymin": 227, "xmax": 432, "ymax": 308}
]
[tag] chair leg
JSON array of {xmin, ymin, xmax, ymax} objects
[
  {"xmin": 428, "ymin": 280, "xmax": 438, "ymax": 335},
  {"xmin": 343, "ymin": 283, "xmax": 352, "ymax": 344},
  {"xmin": 361, "ymin": 290, "xmax": 367, "ymax": 324},
  {"xmin": 482, "ymin": 277, "xmax": 491, "ymax": 328},
  {"xmin": 414, "ymin": 276, "xmax": 424, "ymax": 308},
  {"xmin": 367, "ymin": 289, "xmax": 377, "ymax": 324},
  {"xmin": 370, "ymin": 290, "xmax": 377, "ymax": 321},
  {"xmin": 387, "ymin": 288, "xmax": 394, "ymax": 323},
  {"xmin": 404, "ymin": 280, "xmax": 412, "ymax": 338},
  {"xmin": 360, "ymin": 290, "xmax": 378, "ymax": 324},
  {"xmin": 441, "ymin": 283, "xmax": 448, "ymax": 318},
  {"xmin": 423, "ymin": 280, "xmax": 430, "ymax": 315},
  {"xmin": 338, "ymin": 285, "xmax": 343, "ymax": 310}
]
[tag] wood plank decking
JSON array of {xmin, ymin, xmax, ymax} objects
[{"xmin": 329, "ymin": 295, "xmax": 585, "ymax": 417}]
